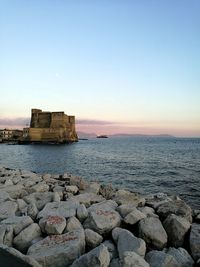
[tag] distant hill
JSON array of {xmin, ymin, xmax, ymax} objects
[
  {"xmin": 108, "ymin": 134, "xmax": 175, "ymax": 138},
  {"xmin": 77, "ymin": 132, "xmax": 175, "ymax": 139}
]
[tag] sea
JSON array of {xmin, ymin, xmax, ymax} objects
[{"xmin": 0, "ymin": 137, "xmax": 200, "ymax": 209}]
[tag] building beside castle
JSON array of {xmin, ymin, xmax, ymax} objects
[{"xmin": 23, "ymin": 109, "xmax": 78, "ymax": 143}]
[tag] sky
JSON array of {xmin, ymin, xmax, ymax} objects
[{"xmin": 0, "ymin": 0, "xmax": 200, "ymax": 136}]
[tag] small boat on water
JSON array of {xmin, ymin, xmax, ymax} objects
[{"xmin": 96, "ymin": 135, "xmax": 108, "ymax": 138}]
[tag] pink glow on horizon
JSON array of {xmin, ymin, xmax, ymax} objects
[{"xmin": 0, "ymin": 117, "xmax": 200, "ymax": 137}]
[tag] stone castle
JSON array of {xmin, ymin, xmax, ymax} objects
[{"xmin": 23, "ymin": 109, "xmax": 78, "ymax": 143}]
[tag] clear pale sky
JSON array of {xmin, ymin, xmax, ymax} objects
[{"xmin": 0, "ymin": 0, "xmax": 200, "ymax": 136}]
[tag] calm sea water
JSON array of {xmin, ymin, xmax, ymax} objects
[{"xmin": 0, "ymin": 137, "xmax": 200, "ymax": 208}]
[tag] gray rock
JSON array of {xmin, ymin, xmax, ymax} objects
[
  {"xmin": 70, "ymin": 193, "xmax": 105, "ymax": 207},
  {"xmin": 0, "ymin": 190, "xmax": 11, "ymax": 202},
  {"xmin": 0, "ymin": 185, "xmax": 25, "ymax": 199},
  {"xmin": 27, "ymin": 229, "xmax": 85, "ymax": 267},
  {"xmin": 145, "ymin": 193, "xmax": 177, "ymax": 209},
  {"xmin": 110, "ymin": 258, "xmax": 121, "ymax": 267},
  {"xmin": 53, "ymin": 192, "xmax": 61, "ymax": 202},
  {"xmin": 0, "ymin": 201, "xmax": 18, "ymax": 220},
  {"xmin": 88, "ymin": 200, "xmax": 118, "ymax": 212},
  {"xmin": 83, "ymin": 207, "xmax": 121, "ymax": 235},
  {"xmin": 166, "ymin": 247, "xmax": 194, "ymax": 267},
  {"xmin": 117, "ymin": 204, "xmax": 136, "ymax": 218},
  {"xmin": 70, "ymin": 244, "xmax": 110, "ymax": 267},
  {"xmin": 65, "ymin": 185, "xmax": 79, "ymax": 194},
  {"xmin": 163, "ymin": 214, "xmax": 191, "ymax": 247},
  {"xmin": 37, "ymin": 200, "xmax": 79, "ymax": 220},
  {"xmin": 156, "ymin": 200, "xmax": 192, "ymax": 223},
  {"xmin": 112, "ymin": 228, "xmax": 146, "ymax": 258},
  {"xmin": 39, "ymin": 215, "xmax": 66, "ymax": 235},
  {"xmin": 112, "ymin": 227, "xmax": 124, "ymax": 243},
  {"xmin": 138, "ymin": 217, "xmax": 167, "ymax": 250},
  {"xmin": 65, "ymin": 216, "xmax": 83, "ymax": 232},
  {"xmin": 85, "ymin": 228, "xmax": 103, "ymax": 248},
  {"xmin": 13, "ymin": 223, "xmax": 42, "ymax": 252},
  {"xmin": 28, "ymin": 182, "xmax": 49, "ymax": 193},
  {"xmin": 0, "ymin": 225, "xmax": 13, "ymax": 246},
  {"xmin": 145, "ymin": 250, "xmax": 179, "ymax": 267},
  {"xmin": 102, "ymin": 240, "xmax": 118, "ymax": 260},
  {"xmin": 24, "ymin": 192, "xmax": 59, "ymax": 210},
  {"xmin": 189, "ymin": 223, "xmax": 200, "ymax": 261},
  {"xmin": 112, "ymin": 190, "xmax": 145, "ymax": 207},
  {"xmin": 138, "ymin": 206, "xmax": 157, "ymax": 217},
  {"xmin": 99, "ymin": 183, "xmax": 115, "ymax": 199},
  {"xmin": 77, "ymin": 204, "xmax": 88, "ymax": 222},
  {"xmin": 17, "ymin": 199, "xmax": 27, "ymax": 211},
  {"xmin": 69, "ymin": 176, "xmax": 89, "ymax": 190},
  {"xmin": 1, "ymin": 215, "xmax": 33, "ymax": 235},
  {"xmin": 121, "ymin": 251, "xmax": 149, "ymax": 267},
  {"xmin": 82, "ymin": 182, "xmax": 100, "ymax": 194},
  {"xmin": 0, "ymin": 244, "xmax": 42, "ymax": 267},
  {"xmin": 27, "ymin": 203, "xmax": 38, "ymax": 220},
  {"xmin": 124, "ymin": 208, "xmax": 146, "ymax": 225}
]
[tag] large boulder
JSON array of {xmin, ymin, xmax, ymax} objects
[
  {"xmin": 165, "ymin": 247, "xmax": 194, "ymax": 267},
  {"xmin": 83, "ymin": 207, "xmax": 121, "ymax": 235},
  {"xmin": 70, "ymin": 244, "xmax": 110, "ymax": 267},
  {"xmin": 87, "ymin": 200, "xmax": 118, "ymax": 212},
  {"xmin": 39, "ymin": 216, "xmax": 66, "ymax": 235},
  {"xmin": 0, "ymin": 225, "xmax": 13, "ymax": 246},
  {"xmin": 112, "ymin": 190, "xmax": 145, "ymax": 207},
  {"xmin": 0, "ymin": 191, "xmax": 11, "ymax": 202},
  {"xmin": 85, "ymin": 229, "xmax": 103, "ymax": 248},
  {"xmin": 145, "ymin": 250, "xmax": 179, "ymax": 267},
  {"xmin": 77, "ymin": 204, "xmax": 88, "ymax": 222},
  {"xmin": 0, "ymin": 244, "xmax": 41, "ymax": 267},
  {"xmin": 13, "ymin": 223, "xmax": 42, "ymax": 252},
  {"xmin": 189, "ymin": 223, "xmax": 200, "ymax": 261},
  {"xmin": 27, "ymin": 229, "xmax": 85, "ymax": 267},
  {"xmin": 121, "ymin": 251, "xmax": 149, "ymax": 267},
  {"xmin": 112, "ymin": 227, "xmax": 146, "ymax": 258},
  {"xmin": 117, "ymin": 204, "xmax": 137, "ymax": 218},
  {"xmin": 23, "ymin": 192, "xmax": 60, "ymax": 210},
  {"xmin": 156, "ymin": 200, "xmax": 192, "ymax": 223},
  {"xmin": 1, "ymin": 216, "xmax": 33, "ymax": 235},
  {"xmin": 65, "ymin": 216, "xmax": 83, "ymax": 232},
  {"xmin": 163, "ymin": 214, "xmax": 191, "ymax": 247},
  {"xmin": 102, "ymin": 240, "xmax": 118, "ymax": 261},
  {"xmin": 70, "ymin": 193, "xmax": 105, "ymax": 207},
  {"xmin": 124, "ymin": 208, "xmax": 146, "ymax": 225},
  {"xmin": 138, "ymin": 217, "xmax": 167, "ymax": 250},
  {"xmin": 0, "ymin": 185, "xmax": 26, "ymax": 199},
  {"xmin": 0, "ymin": 201, "xmax": 18, "ymax": 221},
  {"xmin": 37, "ymin": 200, "xmax": 79, "ymax": 220}
]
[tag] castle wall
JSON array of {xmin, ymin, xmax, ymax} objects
[{"xmin": 27, "ymin": 109, "xmax": 78, "ymax": 143}]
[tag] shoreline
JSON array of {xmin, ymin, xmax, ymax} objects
[{"xmin": 0, "ymin": 165, "xmax": 200, "ymax": 267}]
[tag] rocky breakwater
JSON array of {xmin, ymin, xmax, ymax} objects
[{"xmin": 0, "ymin": 165, "xmax": 200, "ymax": 267}]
